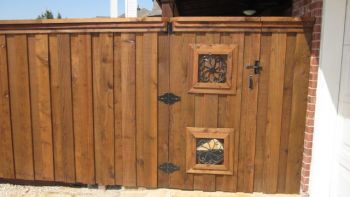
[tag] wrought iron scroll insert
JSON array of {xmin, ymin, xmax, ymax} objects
[
  {"xmin": 198, "ymin": 54, "xmax": 228, "ymax": 83},
  {"xmin": 159, "ymin": 162, "xmax": 180, "ymax": 173},
  {"xmin": 158, "ymin": 93, "xmax": 181, "ymax": 105},
  {"xmin": 196, "ymin": 138, "xmax": 224, "ymax": 165}
]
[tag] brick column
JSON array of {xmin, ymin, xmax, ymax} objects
[{"xmin": 292, "ymin": 0, "xmax": 323, "ymax": 194}]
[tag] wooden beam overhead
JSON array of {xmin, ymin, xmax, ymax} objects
[
  {"xmin": 157, "ymin": 0, "xmax": 292, "ymax": 16},
  {"xmin": 159, "ymin": 0, "xmax": 179, "ymax": 17}
]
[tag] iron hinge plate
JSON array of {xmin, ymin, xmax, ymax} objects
[
  {"xmin": 158, "ymin": 92, "xmax": 181, "ymax": 105},
  {"xmin": 159, "ymin": 162, "xmax": 180, "ymax": 173},
  {"xmin": 167, "ymin": 21, "xmax": 173, "ymax": 34}
]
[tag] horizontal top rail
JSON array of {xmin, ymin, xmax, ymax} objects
[
  {"xmin": 0, "ymin": 18, "xmax": 168, "ymax": 34},
  {"xmin": 171, "ymin": 17, "xmax": 315, "ymax": 32},
  {"xmin": 0, "ymin": 17, "xmax": 314, "ymax": 34}
]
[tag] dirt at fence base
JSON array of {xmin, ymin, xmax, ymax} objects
[{"xmin": 0, "ymin": 183, "xmax": 300, "ymax": 197}]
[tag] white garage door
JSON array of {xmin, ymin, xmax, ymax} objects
[{"xmin": 335, "ymin": 1, "xmax": 350, "ymax": 195}]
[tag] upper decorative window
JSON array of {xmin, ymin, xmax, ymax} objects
[
  {"xmin": 198, "ymin": 54, "xmax": 228, "ymax": 83},
  {"xmin": 189, "ymin": 44, "xmax": 238, "ymax": 95}
]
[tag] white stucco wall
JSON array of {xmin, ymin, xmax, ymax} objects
[{"xmin": 309, "ymin": 0, "xmax": 348, "ymax": 196}]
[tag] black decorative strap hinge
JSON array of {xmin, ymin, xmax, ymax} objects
[
  {"xmin": 158, "ymin": 93, "xmax": 181, "ymax": 105},
  {"xmin": 159, "ymin": 162, "xmax": 180, "ymax": 173}
]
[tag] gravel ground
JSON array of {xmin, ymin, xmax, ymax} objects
[{"xmin": 0, "ymin": 183, "xmax": 300, "ymax": 197}]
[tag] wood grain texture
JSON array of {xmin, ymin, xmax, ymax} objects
[
  {"xmin": 216, "ymin": 32, "xmax": 244, "ymax": 192},
  {"xmin": 121, "ymin": 33, "xmax": 137, "ymax": 186},
  {"xmin": 193, "ymin": 95, "xmax": 218, "ymax": 191},
  {"xmin": 49, "ymin": 34, "xmax": 75, "ymax": 183},
  {"xmin": 193, "ymin": 33, "xmax": 220, "ymax": 192},
  {"xmin": 28, "ymin": 34, "xmax": 54, "ymax": 181},
  {"xmin": 237, "ymin": 33, "xmax": 261, "ymax": 192},
  {"xmin": 0, "ymin": 18, "xmax": 167, "ymax": 34},
  {"xmin": 136, "ymin": 33, "xmax": 158, "ymax": 188},
  {"xmin": 169, "ymin": 33, "xmax": 195, "ymax": 190},
  {"xmin": 277, "ymin": 33, "xmax": 296, "ymax": 193},
  {"xmin": 157, "ymin": 33, "xmax": 170, "ymax": 188},
  {"xmin": 0, "ymin": 35, "xmax": 15, "ymax": 179},
  {"xmin": 262, "ymin": 33, "xmax": 287, "ymax": 193},
  {"xmin": 71, "ymin": 33, "xmax": 95, "ymax": 184},
  {"xmin": 253, "ymin": 33, "xmax": 271, "ymax": 192},
  {"xmin": 7, "ymin": 34, "xmax": 34, "ymax": 180},
  {"xmin": 114, "ymin": 33, "xmax": 123, "ymax": 185},
  {"xmin": 285, "ymin": 32, "xmax": 311, "ymax": 193},
  {"xmin": 92, "ymin": 33, "xmax": 115, "ymax": 185}
]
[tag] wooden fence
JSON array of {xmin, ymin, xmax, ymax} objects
[{"xmin": 0, "ymin": 17, "xmax": 313, "ymax": 194}]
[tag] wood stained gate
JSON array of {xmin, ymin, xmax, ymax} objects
[
  {"xmin": 0, "ymin": 17, "xmax": 313, "ymax": 194},
  {"xmin": 158, "ymin": 17, "xmax": 313, "ymax": 193}
]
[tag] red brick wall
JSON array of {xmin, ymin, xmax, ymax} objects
[{"xmin": 292, "ymin": 0, "xmax": 323, "ymax": 194}]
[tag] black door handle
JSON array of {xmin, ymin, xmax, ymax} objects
[{"xmin": 246, "ymin": 60, "xmax": 262, "ymax": 75}]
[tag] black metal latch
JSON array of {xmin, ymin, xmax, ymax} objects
[
  {"xmin": 158, "ymin": 93, "xmax": 181, "ymax": 105},
  {"xmin": 246, "ymin": 60, "xmax": 262, "ymax": 75},
  {"xmin": 159, "ymin": 162, "xmax": 180, "ymax": 173}
]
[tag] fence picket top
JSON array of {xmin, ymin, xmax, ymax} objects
[
  {"xmin": 0, "ymin": 17, "xmax": 313, "ymax": 34},
  {"xmin": 0, "ymin": 18, "xmax": 168, "ymax": 34}
]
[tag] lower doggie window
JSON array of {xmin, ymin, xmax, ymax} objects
[
  {"xmin": 196, "ymin": 138, "xmax": 224, "ymax": 165},
  {"xmin": 186, "ymin": 127, "xmax": 234, "ymax": 175}
]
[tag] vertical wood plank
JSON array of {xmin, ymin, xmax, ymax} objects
[
  {"xmin": 49, "ymin": 34, "xmax": 75, "ymax": 183},
  {"xmin": 114, "ymin": 33, "xmax": 123, "ymax": 185},
  {"xmin": 254, "ymin": 33, "xmax": 272, "ymax": 192},
  {"xmin": 237, "ymin": 33, "xmax": 261, "ymax": 192},
  {"xmin": 136, "ymin": 33, "xmax": 158, "ymax": 188},
  {"xmin": 92, "ymin": 33, "xmax": 115, "ymax": 185},
  {"xmin": 216, "ymin": 33, "xmax": 244, "ymax": 192},
  {"xmin": 193, "ymin": 33, "xmax": 220, "ymax": 192},
  {"xmin": 121, "ymin": 33, "xmax": 137, "ymax": 186},
  {"xmin": 28, "ymin": 34, "xmax": 54, "ymax": 181},
  {"xmin": 157, "ymin": 33, "xmax": 170, "ymax": 188},
  {"xmin": 277, "ymin": 33, "xmax": 296, "ymax": 193},
  {"xmin": 169, "ymin": 33, "xmax": 195, "ymax": 190},
  {"xmin": 0, "ymin": 35, "xmax": 15, "ymax": 179},
  {"xmin": 262, "ymin": 33, "xmax": 287, "ymax": 193},
  {"xmin": 285, "ymin": 32, "xmax": 311, "ymax": 193},
  {"xmin": 7, "ymin": 35, "xmax": 34, "ymax": 180},
  {"xmin": 193, "ymin": 95, "xmax": 218, "ymax": 191},
  {"xmin": 71, "ymin": 33, "xmax": 95, "ymax": 184}
]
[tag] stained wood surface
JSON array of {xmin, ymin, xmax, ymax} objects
[
  {"xmin": 121, "ymin": 33, "xmax": 137, "ymax": 186},
  {"xmin": 114, "ymin": 33, "xmax": 123, "ymax": 185},
  {"xmin": 253, "ymin": 33, "xmax": 271, "ymax": 192},
  {"xmin": 169, "ymin": 33, "xmax": 195, "ymax": 189},
  {"xmin": 262, "ymin": 33, "xmax": 287, "ymax": 193},
  {"xmin": 7, "ymin": 35, "xmax": 34, "ymax": 180},
  {"xmin": 285, "ymin": 32, "xmax": 311, "ymax": 193},
  {"xmin": 215, "ymin": 33, "xmax": 244, "ymax": 192},
  {"xmin": 157, "ymin": 33, "xmax": 171, "ymax": 188},
  {"xmin": 0, "ymin": 18, "xmax": 312, "ymax": 194},
  {"xmin": 237, "ymin": 33, "xmax": 261, "ymax": 193},
  {"xmin": 277, "ymin": 33, "xmax": 296, "ymax": 193},
  {"xmin": 193, "ymin": 33, "xmax": 220, "ymax": 192},
  {"xmin": 136, "ymin": 33, "xmax": 158, "ymax": 188},
  {"xmin": 93, "ymin": 33, "xmax": 115, "ymax": 185},
  {"xmin": 0, "ymin": 35, "xmax": 14, "ymax": 179},
  {"xmin": 28, "ymin": 34, "xmax": 54, "ymax": 181},
  {"xmin": 49, "ymin": 34, "xmax": 76, "ymax": 183},
  {"xmin": 71, "ymin": 33, "xmax": 95, "ymax": 184}
]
